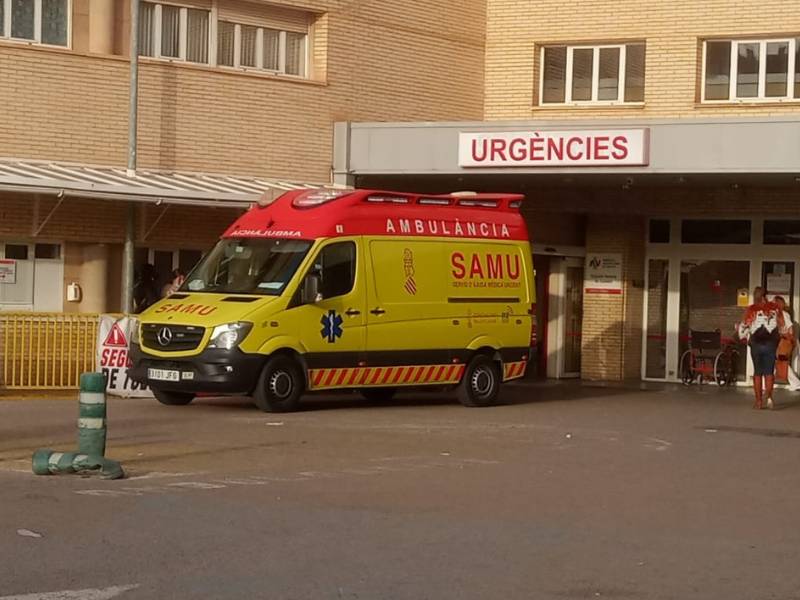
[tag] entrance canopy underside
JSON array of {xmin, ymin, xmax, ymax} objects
[{"xmin": 0, "ymin": 158, "xmax": 325, "ymax": 208}]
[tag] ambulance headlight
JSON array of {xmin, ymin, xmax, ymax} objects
[
  {"xmin": 208, "ymin": 322, "xmax": 253, "ymax": 350},
  {"xmin": 129, "ymin": 318, "xmax": 140, "ymax": 345}
]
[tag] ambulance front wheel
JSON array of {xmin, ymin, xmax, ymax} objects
[
  {"xmin": 458, "ymin": 355, "xmax": 501, "ymax": 407},
  {"xmin": 253, "ymin": 355, "xmax": 304, "ymax": 413},
  {"xmin": 153, "ymin": 388, "xmax": 195, "ymax": 406}
]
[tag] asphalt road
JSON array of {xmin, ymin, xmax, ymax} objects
[{"xmin": 1, "ymin": 382, "xmax": 800, "ymax": 600}]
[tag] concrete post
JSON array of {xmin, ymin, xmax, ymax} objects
[{"xmin": 121, "ymin": 205, "xmax": 136, "ymax": 313}]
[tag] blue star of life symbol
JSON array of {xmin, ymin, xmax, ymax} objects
[{"xmin": 320, "ymin": 309, "xmax": 343, "ymax": 343}]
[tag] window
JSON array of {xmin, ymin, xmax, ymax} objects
[
  {"xmin": 285, "ymin": 31, "xmax": 306, "ymax": 76},
  {"xmin": 703, "ymin": 38, "xmax": 800, "ymax": 102},
  {"xmin": 539, "ymin": 43, "xmax": 645, "ymax": 104},
  {"xmin": 0, "ymin": 0, "xmax": 69, "ymax": 46},
  {"xmin": 764, "ymin": 220, "xmax": 800, "ymax": 245},
  {"xmin": 4, "ymin": 244, "xmax": 28, "ymax": 260},
  {"xmin": 184, "ymin": 239, "xmax": 312, "ymax": 296},
  {"xmin": 217, "ymin": 21, "xmax": 307, "ymax": 76},
  {"xmin": 34, "ymin": 243, "xmax": 60, "ymax": 259},
  {"xmin": 648, "ymin": 220, "xmax": 670, "ymax": 244},
  {"xmin": 139, "ymin": 2, "xmax": 210, "ymax": 64},
  {"xmin": 217, "ymin": 20, "xmax": 234, "ymax": 66},
  {"xmin": 680, "ymin": 220, "xmax": 751, "ymax": 244},
  {"xmin": 313, "ymin": 242, "xmax": 356, "ymax": 299}
]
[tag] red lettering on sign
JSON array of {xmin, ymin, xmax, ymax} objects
[
  {"xmin": 529, "ymin": 137, "xmax": 545, "ymax": 161},
  {"xmin": 471, "ymin": 138, "xmax": 488, "ymax": 162},
  {"xmin": 508, "ymin": 138, "xmax": 527, "ymax": 161},
  {"xmin": 487, "ymin": 254, "xmax": 503, "ymax": 279},
  {"xmin": 490, "ymin": 139, "xmax": 507, "ymax": 162},
  {"xmin": 469, "ymin": 254, "xmax": 485, "ymax": 279},
  {"xmin": 612, "ymin": 136, "xmax": 629, "ymax": 159},
  {"xmin": 547, "ymin": 137, "xmax": 564, "ymax": 161},
  {"xmin": 566, "ymin": 137, "xmax": 583, "ymax": 160},
  {"xmin": 507, "ymin": 255, "xmax": 521, "ymax": 280},
  {"xmin": 593, "ymin": 136, "xmax": 610, "ymax": 160},
  {"xmin": 451, "ymin": 252, "xmax": 466, "ymax": 279}
]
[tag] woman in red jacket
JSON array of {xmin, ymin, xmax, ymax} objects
[{"xmin": 739, "ymin": 286, "xmax": 787, "ymax": 409}]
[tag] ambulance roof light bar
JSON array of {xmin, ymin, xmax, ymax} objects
[
  {"xmin": 365, "ymin": 195, "xmax": 410, "ymax": 204},
  {"xmin": 457, "ymin": 199, "xmax": 499, "ymax": 208},
  {"xmin": 292, "ymin": 189, "xmax": 351, "ymax": 208}
]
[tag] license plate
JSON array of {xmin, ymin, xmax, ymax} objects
[{"xmin": 148, "ymin": 368, "xmax": 180, "ymax": 382}]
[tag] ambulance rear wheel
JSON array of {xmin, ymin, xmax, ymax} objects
[
  {"xmin": 361, "ymin": 388, "xmax": 397, "ymax": 403},
  {"xmin": 253, "ymin": 356, "xmax": 304, "ymax": 413},
  {"xmin": 153, "ymin": 389, "xmax": 195, "ymax": 406},
  {"xmin": 458, "ymin": 355, "xmax": 501, "ymax": 407}
]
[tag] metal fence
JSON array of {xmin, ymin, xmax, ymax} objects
[{"xmin": 0, "ymin": 313, "xmax": 100, "ymax": 389}]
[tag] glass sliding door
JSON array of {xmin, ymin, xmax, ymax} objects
[
  {"xmin": 645, "ymin": 259, "xmax": 669, "ymax": 379},
  {"xmin": 563, "ymin": 262, "xmax": 584, "ymax": 375},
  {"xmin": 678, "ymin": 260, "xmax": 749, "ymax": 382}
]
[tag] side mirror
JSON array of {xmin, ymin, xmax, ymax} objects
[{"xmin": 301, "ymin": 273, "xmax": 322, "ymax": 304}]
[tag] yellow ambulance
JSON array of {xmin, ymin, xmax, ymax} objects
[{"xmin": 129, "ymin": 189, "xmax": 535, "ymax": 412}]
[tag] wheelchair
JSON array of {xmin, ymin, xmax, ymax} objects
[{"xmin": 679, "ymin": 329, "xmax": 739, "ymax": 386}]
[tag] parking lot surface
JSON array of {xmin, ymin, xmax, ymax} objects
[{"xmin": 1, "ymin": 382, "xmax": 799, "ymax": 599}]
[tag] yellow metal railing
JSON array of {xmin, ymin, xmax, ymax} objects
[{"xmin": 0, "ymin": 313, "xmax": 100, "ymax": 389}]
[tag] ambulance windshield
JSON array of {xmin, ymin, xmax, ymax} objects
[{"xmin": 182, "ymin": 238, "xmax": 312, "ymax": 296}]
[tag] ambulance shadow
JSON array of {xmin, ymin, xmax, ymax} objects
[
  {"xmin": 297, "ymin": 392, "xmax": 457, "ymax": 412},
  {"xmin": 500, "ymin": 379, "xmax": 648, "ymax": 406}
]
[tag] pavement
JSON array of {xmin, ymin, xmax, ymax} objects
[{"xmin": 1, "ymin": 381, "xmax": 800, "ymax": 599}]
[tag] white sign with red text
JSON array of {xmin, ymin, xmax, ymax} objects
[
  {"xmin": 584, "ymin": 254, "xmax": 623, "ymax": 295},
  {"xmin": 0, "ymin": 259, "xmax": 16, "ymax": 284},
  {"xmin": 96, "ymin": 315, "xmax": 153, "ymax": 398},
  {"xmin": 458, "ymin": 129, "xmax": 650, "ymax": 168}
]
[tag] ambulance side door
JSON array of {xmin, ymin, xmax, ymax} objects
[
  {"xmin": 282, "ymin": 239, "xmax": 366, "ymax": 366},
  {"xmin": 364, "ymin": 239, "xmax": 452, "ymax": 359}
]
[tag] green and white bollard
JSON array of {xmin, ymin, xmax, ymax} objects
[
  {"xmin": 32, "ymin": 372, "xmax": 124, "ymax": 480},
  {"xmin": 32, "ymin": 450, "xmax": 124, "ymax": 480},
  {"xmin": 78, "ymin": 372, "xmax": 107, "ymax": 456}
]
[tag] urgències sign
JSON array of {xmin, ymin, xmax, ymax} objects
[{"xmin": 458, "ymin": 129, "xmax": 649, "ymax": 168}]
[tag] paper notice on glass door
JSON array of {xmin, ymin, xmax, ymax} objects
[
  {"xmin": 766, "ymin": 273, "xmax": 792, "ymax": 304},
  {"xmin": 0, "ymin": 259, "xmax": 16, "ymax": 284}
]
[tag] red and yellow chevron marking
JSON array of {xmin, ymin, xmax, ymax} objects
[
  {"xmin": 308, "ymin": 364, "xmax": 466, "ymax": 391},
  {"xmin": 503, "ymin": 361, "xmax": 527, "ymax": 381}
]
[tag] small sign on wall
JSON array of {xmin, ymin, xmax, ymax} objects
[
  {"xmin": 0, "ymin": 259, "xmax": 16, "ymax": 284},
  {"xmin": 585, "ymin": 253, "xmax": 623, "ymax": 295},
  {"xmin": 737, "ymin": 288, "xmax": 750, "ymax": 307}
]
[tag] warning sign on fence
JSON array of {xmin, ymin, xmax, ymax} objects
[{"xmin": 96, "ymin": 315, "xmax": 153, "ymax": 398}]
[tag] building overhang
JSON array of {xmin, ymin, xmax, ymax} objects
[
  {"xmin": 334, "ymin": 117, "xmax": 800, "ymax": 181},
  {"xmin": 0, "ymin": 158, "xmax": 327, "ymax": 208}
]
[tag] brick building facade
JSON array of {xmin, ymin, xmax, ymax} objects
[
  {"xmin": 0, "ymin": 0, "xmax": 486, "ymax": 314},
  {"xmin": 335, "ymin": 0, "xmax": 800, "ymax": 383},
  {"xmin": 2, "ymin": 0, "xmax": 799, "ymax": 384}
]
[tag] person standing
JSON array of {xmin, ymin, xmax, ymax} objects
[
  {"xmin": 133, "ymin": 263, "xmax": 160, "ymax": 314},
  {"xmin": 774, "ymin": 296, "xmax": 800, "ymax": 392},
  {"xmin": 739, "ymin": 286, "xmax": 786, "ymax": 409},
  {"xmin": 161, "ymin": 269, "xmax": 186, "ymax": 298}
]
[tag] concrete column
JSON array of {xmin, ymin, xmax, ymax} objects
[
  {"xmin": 88, "ymin": 0, "xmax": 115, "ymax": 55},
  {"xmin": 580, "ymin": 215, "xmax": 645, "ymax": 382},
  {"xmin": 80, "ymin": 244, "xmax": 109, "ymax": 313}
]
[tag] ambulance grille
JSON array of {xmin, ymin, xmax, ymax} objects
[{"xmin": 142, "ymin": 324, "xmax": 205, "ymax": 352}]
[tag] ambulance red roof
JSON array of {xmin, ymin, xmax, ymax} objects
[{"xmin": 223, "ymin": 189, "xmax": 529, "ymax": 241}]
